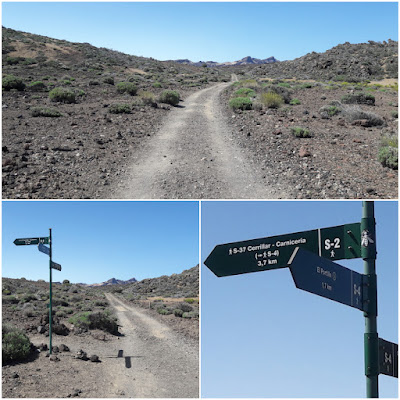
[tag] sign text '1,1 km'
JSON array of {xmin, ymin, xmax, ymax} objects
[{"xmin": 204, "ymin": 223, "xmax": 361, "ymax": 277}]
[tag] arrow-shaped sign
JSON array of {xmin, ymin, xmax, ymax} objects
[
  {"xmin": 289, "ymin": 248, "xmax": 365, "ymax": 311},
  {"xmin": 204, "ymin": 223, "xmax": 361, "ymax": 277},
  {"xmin": 51, "ymin": 261, "xmax": 62, "ymax": 271},
  {"xmin": 379, "ymin": 338, "xmax": 398, "ymax": 378},
  {"xmin": 38, "ymin": 243, "xmax": 50, "ymax": 256},
  {"xmin": 14, "ymin": 237, "xmax": 49, "ymax": 246}
]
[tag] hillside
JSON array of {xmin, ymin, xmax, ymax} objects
[
  {"xmin": 105, "ymin": 265, "xmax": 199, "ymax": 298},
  {"xmin": 1, "ymin": 27, "xmax": 230, "ymax": 199},
  {"xmin": 2, "ymin": 28, "xmax": 398, "ymax": 199},
  {"xmin": 246, "ymin": 40, "xmax": 398, "ymax": 81}
]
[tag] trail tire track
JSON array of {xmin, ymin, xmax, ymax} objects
[{"xmin": 112, "ymin": 80, "xmax": 288, "ymax": 199}]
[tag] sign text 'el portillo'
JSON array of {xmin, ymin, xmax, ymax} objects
[{"xmin": 204, "ymin": 202, "xmax": 397, "ymax": 398}]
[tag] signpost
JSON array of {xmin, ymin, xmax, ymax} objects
[
  {"xmin": 288, "ymin": 248, "xmax": 365, "ymax": 311},
  {"xmin": 204, "ymin": 202, "xmax": 397, "ymax": 397},
  {"xmin": 205, "ymin": 223, "xmax": 361, "ymax": 277},
  {"xmin": 14, "ymin": 229, "xmax": 61, "ymax": 355}
]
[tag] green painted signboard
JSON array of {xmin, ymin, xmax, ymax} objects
[
  {"xmin": 204, "ymin": 223, "xmax": 361, "ymax": 277},
  {"xmin": 14, "ymin": 237, "xmax": 49, "ymax": 246},
  {"xmin": 379, "ymin": 338, "xmax": 398, "ymax": 378}
]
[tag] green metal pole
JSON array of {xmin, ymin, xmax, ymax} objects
[
  {"xmin": 49, "ymin": 228, "xmax": 53, "ymax": 355},
  {"xmin": 361, "ymin": 202, "xmax": 379, "ymax": 398}
]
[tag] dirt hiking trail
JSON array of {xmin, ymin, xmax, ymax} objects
[
  {"xmin": 112, "ymin": 78, "xmax": 288, "ymax": 199},
  {"xmin": 103, "ymin": 293, "xmax": 199, "ymax": 398}
]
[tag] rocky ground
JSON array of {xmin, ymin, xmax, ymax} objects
[
  {"xmin": 2, "ymin": 28, "xmax": 398, "ymax": 199},
  {"xmin": 2, "ymin": 269, "xmax": 199, "ymax": 397},
  {"xmin": 221, "ymin": 80, "xmax": 398, "ymax": 199},
  {"xmin": 1, "ymin": 27, "xmax": 230, "ymax": 199}
]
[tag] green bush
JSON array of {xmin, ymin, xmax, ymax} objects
[
  {"xmin": 2, "ymin": 295, "xmax": 19, "ymax": 304},
  {"xmin": 2, "ymin": 324, "xmax": 33, "ymax": 363},
  {"xmin": 31, "ymin": 107, "xmax": 62, "ymax": 118},
  {"xmin": 341, "ymin": 93, "xmax": 375, "ymax": 105},
  {"xmin": 27, "ymin": 81, "xmax": 47, "ymax": 91},
  {"xmin": 157, "ymin": 307, "xmax": 172, "ymax": 315},
  {"xmin": 159, "ymin": 90, "xmax": 180, "ymax": 106},
  {"xmin": 391, "ymin": 110, "xmax": 398, "ymax": 119},
  {"xmin": 182, "ymin": 311, "xmax": 199, "ymax": 319},
  {"xmin": 342, "ymin": 106, "xmax": 384, "ymax": 126},
  {"xmin": 178, "ymin": 303, "xmax": 193, "ymax": 312},
  {"xmin": 139, "ymin": 91, "xmax": 157, "ymax": 106},
  {"xmin": 260, "ymin": 92, "xmax": 284, "ymax": 109},
  {"xmin": 378, "ymin": 146, "xmax": 398, "ymax": 169},
  {"xmin": 233, "ymin": 88, "xmax": 256, "ymax": 98},
  {"xmin": 49, "ymin": 87, "xmax": 76, "ymax": 103},
  {"xmin": 290, "ymin": 98, "xmax": 301, "ymax": 105},
  {"xmin": 109, "ymin": 104, "xmax": 131, "ymax": 114},
  {"xmin": 116, "ymin": 82, "xmax": 138, "ymax": 95},
  {"xmin": 184, "ymin": 298, "xmax": 195, "ymax": 304},
  {"xmin": 291, "ymin": 126, "xmax": 311, "ymax": 138},
  {"xmin": 2, "ymin": 75, "xmax": 25, "ymax": 91},
  {"xmin": 277, "ymin": 82, "xmax": 291, "ymax": 88},
  {"xmin": 229, "ymin": 97, "xmax": 252, "ymax": 111},
  {"xmin": 20, "ymin": 294, "xmax": 36, "ymax": 303},
  {"xmin": 173, "ymin": 309, "xmax": 184, "ymax": 317},
  {"xmin": 69, "ymin": 311, "xmax": 118, "ymax": 334},
  {"xmin": 103, "ymin": 76, "xmax": 114, "ymax": 85},
  {"xmin": 152, "ymin": 81, "xmax": 162, "ymax": 88}
]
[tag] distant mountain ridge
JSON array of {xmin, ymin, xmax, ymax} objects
[
  {"xmin": 78, "ymin": 277, "xmax": 137, "ymax": 287},
  {"xmin": 171, "ymin": 56, "xmax": 278, "ymax": 67}
]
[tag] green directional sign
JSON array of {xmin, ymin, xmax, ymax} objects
[
  {"xmin": 14, "ymin": 237, "xmax": 49, "ymax": 246},
  {"xmin": 204, "ymin": 223, "xmax": 361, "ymax": 277},
  {"xmin": 51, "ymin": 261, "xmax": 61, "ymax": 271},
  {"xmin": 379, "ymin": 338, "xmax": 398, "ymax": 378}
]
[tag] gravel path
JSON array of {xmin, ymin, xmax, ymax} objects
[
  {"xmin": 111, "ymin": 81, "xmax": 289, "ymax": 199},
  {"xmin": 104, "ymin": 294, "xmax": 199, "ymax": 398}
]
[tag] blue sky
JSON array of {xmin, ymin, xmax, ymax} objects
[
  {"xmin": 2, "ymin": 2, "xmax": 398, "ymax": 62},
  {"xmin": 201, "ymin": 201, "xmax": 398, "ymax": 398},
  {"xmin": 2, "ymin": 201, "xmax": 199, "ymax": 284}
]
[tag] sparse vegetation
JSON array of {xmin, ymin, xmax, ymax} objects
[
  {"xmin": 378, "ymin": 134, "xmax": 398, "ymax": 169},
  {"xmin": 2, "ymin": 323, "xmax": 33, "ymax": 363},
  {"xmin": 27, "ymin": 81, "xmax": 47, "ymax": 91},
  {"xmin": 229, "ymin": 97, "xmax": 253, "ymax": 110},
  {"xmin": 341, "ymin": 93, "xmax": 375, "ymax": 105},
  {"xmin": 139, "ymin": 91, "xmax": 157, "ymax": 107},
  {"xmin": 109, "ymin": 103, "xmax": 131, "ymax": 114},
  {"xmin": 260, "ymin": 92, "xmax": 284, "ymax": 109},
  {"xmin": 31, "ymin": 107, "xmax": 62, "ymax": 117},
  {"xmin": 116, "ymin": 81, "xmax": 138, "ymax": 96},
  {"xmin": 2, "ymin": 74, "xmax": 25, "ymax": 91},
  {"xmin": 233, "ymin": 88, "xmax": 256, "ymax": 98},
  {"xmin": 290, "ymin": 98, "xmax": 301, "ymax": 105},
  {"xmin": 159, "ymin": 90, "xmax": 180, "ymax": 106},
  {"xmin": 291, "ymin": 126, "xmax": 311, "ymax": 138},
  {"xmin": 49, "ymin": 87, "xmax": 76, "ymax": 103},
  {"xmin": 68, "ymin": 311, "xmax": 118, "ymax": 334}
]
